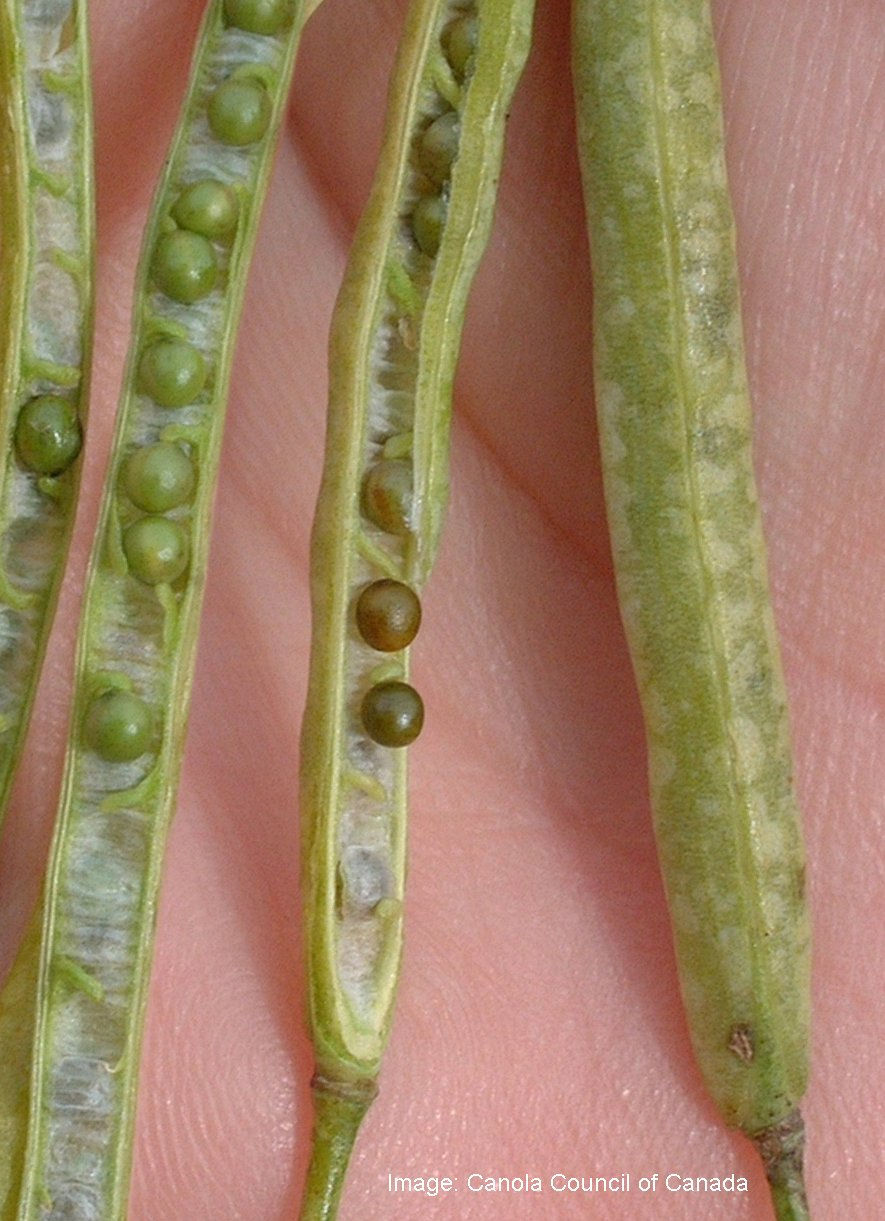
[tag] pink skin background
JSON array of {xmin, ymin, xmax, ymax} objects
[{"xmin": 0, "ymin": 0, "xmax": 882, "ymax": 1216}]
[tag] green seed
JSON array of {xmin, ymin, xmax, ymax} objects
[
  {"xmin": 223, "ymin": 0, "xmax": 291, "ymax": 34},
  {"xmin": 137, "ymin": 339, "xmax": 207, "ymax": 407},
  {"xmin": 122, "ymin": 443, "xmax": 195, "ymax": 513},
  {"xmin": 411, "ymin": 193, "xmax": 446, "ymax": 258},
  {"xmin": 417, "ymin": 111, "xmax": 459, "ymax": 185},
  {"xmin": 442, "ymin": 14, "xmax": 478, "ymax": 78},
  {"xmin": 361, "ymin": 681, "xmax": 424, "ymax": 747},
  {"xmin": 83, "ymin": 690, "xmax": 152, "ymax": 763},
  {"xmin": 13, "ymin": 395, "xmax": 82, "ymax": 475},
  {"xmin": 151, "ymin": 231, "xmax": 217, "ymax": 303},
  {"xmin": 355, "ymin": 580, "xmax": 422, "ymax": 652},
  {"xmin": 122, "ymin": 516, "xmax": 189, "ymax": 586},
  {"xmin": 208, "ymin": 78, "xmax": 272, "ymax": 146},
  {"xmin": 171, "ymin": 179, "xmax": 239, "ymax": 240},
  {"xmin": 362, "ymin": 459, "xmax": 413, "ymax": 535}
]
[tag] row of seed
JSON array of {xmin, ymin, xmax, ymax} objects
[
  {"xmin": 299, "ymin": 0, "xmax": 536, "ymax": 1212},
  {"xmin": 11, "ymin": 4, "xmax": 310, "ymax": 1218},
  {"xmin": 0, "ymin": 0, "xmax": 93, "ymax": 822},
  {"xmin": 353, "ymin": 9, "xmax": 477, "ymax": 751}
]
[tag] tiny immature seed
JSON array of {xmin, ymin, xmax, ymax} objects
[
  {"xmin": 151, "ymin": 230, "xmax": 218, "ymax": 303},
  {"xmin": 417, "ymin": 111, "xmax": 459, "ymax": 186},
  {"xmin": 355, "ymin": 580, "xmax": 422, "ymax": 652},
  {"xmin": 14, "ymin": 395, "xmax": 82, "ymax": 475},
  {"xmin": 442, "ymin": 13, "xmax": 478, "ymax": 79},
  {"xmin": 122, "ymin": 443, "xmax": 196, "ymax": 513},
  {"xmin": 411, "ymin": 193, "xmax": 447, "ymax": 257},
  {"xmin": 122, "ymin": 516, "xmax": 190, "ymax": 586},
  {"xmin": 138, "ymin": 339, "xmax": 208, "ymax": 407},
  {"xmin": 208, "ymin": 78, "xmax": 272, "ymax": 146},
  {"xmin": 171, "ymin": 179, "xmax": 240, "ymax": 240},
  {"xmin": 362, "ymin": 458, "xmax": 413, "ymax": 535},
  {"xmin": 83, "ymin": 690, "xmax": 153, "ymax": 763},
  {"xmin": 361, "ymin": 681, "xmax": 424, "ymax": 747},
  {"xmin": 223, "ymin": 0, "xmax": 292, "ymax": 34}
]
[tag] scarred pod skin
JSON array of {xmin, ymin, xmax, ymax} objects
[
  {"xmin": 572, "ymin": 1, "xmax": 810, "ymax": 1216},
  {"xmin": 300, "ymin": 0, "xmax": 535, "ymax": 1213}
]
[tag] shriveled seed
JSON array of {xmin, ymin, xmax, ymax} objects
[
  {"xmin": 138, "ymin": 339, "xmax": 207, "ymax": 407},
  {"xmin": 14, "ymin": 395, "xmax": 81, "ymax": 475},
  {"xmin": 151, "ymin": 231, "xmax": 217, "ymax": 303},
  {"xmin": 83, "ymin": 690, "xmax": 152, "ymax": 763},
  {"xmin": 171, "ymin": 179, "xmax": 239, "ymax": 240},
  {"xmin": 362, "ymin": 459, "xmax": 413, "ymax": 535},
  {"xmin": 208, "ymin": 79, "xmax": 272, "ymax": 146},
  {"xmin": 356, "ymin": 580, "xmax": 421, "ymax": 652},
  {"xmin": 442, "ymin": 13, "xmax": 478, "ymax": 79},
  {"xmin": 361, "ymin": 681, "xmax": 424, "ymax": 747},
  {"xmin": 122, "ymin": 516, "xmax": 189, "ymax": 586},
  {"xmin": 411, "ymin": 193, "xmax": 446, "ymax": 257},
  {"xmin": 223, "ymin": 0, "xmax": 291, "ymax": 34},
  {"xmin": 417, "ymin": 111, "xmax": 459, "ymax": 186},
  {"xmin": 122, "ymin": 443, "xmax": 195, "ymax": 513}
]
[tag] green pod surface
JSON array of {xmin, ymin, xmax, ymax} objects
[
  {"xmin": 11, "ymin": 3, "xmax": 314, "ymax": 1216},
  {"xmin": 0, "ymin": 0, "xmax": 94, "ymax": 825},
  {"xmin": 299, "ymin": 0, "xmax": 535, "ymax": 1212},
  {"xmin": 572, "ymin": 0, "xmax": 810, "ymax": 1213}
]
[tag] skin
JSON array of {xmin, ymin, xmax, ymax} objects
[{"xmin": 0, "ymin": 0, "xmax": 880, "ymax": 1218}]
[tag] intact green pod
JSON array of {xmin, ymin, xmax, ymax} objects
[
  {"xmin": 0, "ymin": 0, "xmax": 94, "ymax": 823},
  {"xmin": 14, "ymin": 4, "xmax": 312, "ymax": 1216},
  {"xmin": 572, "ymin": 1, "xmax": 810, "ymax": 1215},
  {"xmin": 299, "ymin": 0, "xmax": 535, "ymax": 1213}
]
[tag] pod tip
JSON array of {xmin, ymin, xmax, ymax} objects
[
  {"xmin": 298, "ymin": 1071, "xmax": 377, "ymax": 1221},
  {"xmin": 753, "ymin": 1108, "xmax": 810, "ymax": 1221}
]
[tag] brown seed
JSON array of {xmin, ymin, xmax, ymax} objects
[
  {"xmin": 356, "ymin": 580, "xmax": 422, "ymax": 651},
  {"xmin": 361, "ymin": 681, "xmax": 424, "ymax": 747},
  {"xmin": 362, "ymin": 459, "xmax": 412, "ymax": 535}
]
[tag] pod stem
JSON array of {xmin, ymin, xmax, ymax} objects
[
  {"xmin": 753, "ymin": 1109, "xmax": 809, "ymax": 1221},
  {"xmin": 299, "ymin": 1072, "xmax": 378, "ymax": 1220}
]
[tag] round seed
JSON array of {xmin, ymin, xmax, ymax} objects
[
  {"xmin": 83, "ymin": 690, "xmax": 152, "ymax": 762},
  {"xmin": 137, "ymin": 339, "xmax": 207, "ymax": 407},
  {"xmin": 411, "ymin": 193, "xmax": 446, "ymax": 258},
  {"xmin": 208, "ymin": 78, "xmax": 272, "ymax": 146},
  {"xmin": 151, "ymin": 231, "xmax": 217, "ymax": 303},
  {"xmin": 362, "ymin": 459, "xmax": 412, "ymax": 535},
  {"xmin": 223, "ymin": 0, "xmax": 291, "ymax": 34},
  {"xmin": 361, "ymin": 681, "xmax": 424, "ymax": 747},
  {"xmin": 442, "ymin": 13, "xmax": 478, "ymax": 78},
  {"xmin": 122, "ymin": 443, "xmax": 195, "ymax": 514},
  {"xmin": 123, "ymin": 516, "xmax": 189, "ymax": 586},
  {"xmin": 417, "ymin": 111, "xmax": 459, "ymax": 186},
  {"xmin": 356, "ymin": 580, "xmax": 422, "ymax": 652},
  {"xmin": 14, "ymin": 395, "xmax": 81, "ymax": 475},
  {"xmin": 171, "ymin": 179, "xmax": 239, "ymax": 240}
]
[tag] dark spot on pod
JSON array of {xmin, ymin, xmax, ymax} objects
[
  {"xmin": 411, "ymin": 194, "xmax": 446, "ymax": 258},
  {"xmin": 362, "ymin": 459, "xmax": 412, "ymax": 535},
  {"xmin": 122, "ymin": 516, "xmax": 189, "ymax": 586},
  {"xmin": 14, "ymin": 395, "xmax": 81, "ymax": 475},
  {"xmin": 171, "ymin": 179, "xmax": 239, "ymax": 240},
  {"xmin": 442, "ymin": 13, "xmax": 478, "ymax": 78},
  {"xmin": 151, "ymin": 231, "xmax": 217, "ymax": 303},
  {"xmin": 208, "ymin": 78, "xmax": 272, "ymax": 146},
  {"xmin": 727, "ymin": 1023, "xmax": 755, "ymax": 1064},
  {"xmin": 83, "ymin": 690, "xmax": 152, "ymax": 762},
  {"xmin": 361, "ymin": 681, "xmax": 424, "ymax": 747},
  {"xmin": 356, "ymin": 580, "xmax": 421, "ymax": 652},
  {"xmin": 417, "ymin": 111, "xmax": 459, "ymax": 186}
]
